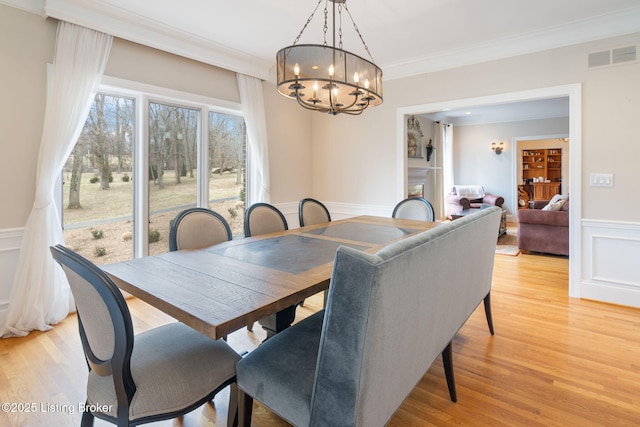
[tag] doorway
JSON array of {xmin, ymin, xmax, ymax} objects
[{"xmin": 396, "ymin": 84, "xmax": 581, "ymax": 298}]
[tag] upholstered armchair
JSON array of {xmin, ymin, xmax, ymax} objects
[{"xmin": 445, "ymin": 185, "xmax": 504, "ymax": 219}]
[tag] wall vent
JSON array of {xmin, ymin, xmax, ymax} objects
[
  {"xmin": 587, "ymin": 45, "xmax": 637, "ymax": 69},
  {"xmin": 612, "ymin": 46, "xmax": 637, "ymax": 64}
]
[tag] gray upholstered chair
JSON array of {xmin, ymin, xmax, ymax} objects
[
  {"xmin": 244, "ymin": 202, "xmax": 288, "ymax": 237},
  {"xmin": 244, "ymin": 202, "xmax": 289, "ymax": 332},
  {"xmin": 50, "ymin": 244, "xmax": 241, "ymax": 427},
  {"xmin": 392, "ymin": 197, "xmax": 435, "ymax": 221},
  {"xmin": 169, "ymin": 207, "xmax": 233, "ymax": 251},
  {"xmin": 298, "ymin": 198, "xmax": 331, "ymax": 227}
]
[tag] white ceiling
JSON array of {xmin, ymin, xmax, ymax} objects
[{"xmin": 8, "ymin": 0, "xmax": 640, "ymax": 81}]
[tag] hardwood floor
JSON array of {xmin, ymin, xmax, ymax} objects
[{"xmin": 2, "ymin": 252, "xmax": 640, "ymax": 426}]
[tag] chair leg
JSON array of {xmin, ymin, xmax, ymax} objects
[
  {"xmin": 238, "ymin": 390, "xmax": 253, "ymax": 427},
  {"xmin": 80, "ymin": 409, "xmax": 94, "ymax": 427},
  {"xmin": 483, "ymin": 292, "xmax": 495, "ymax": 335},
  {"xmin": 441, "ymin": 341, "xmax": 457, "ymax": 403},
  {"xmin": 227, "ymin": 383, "xmax": 239, "ymax": 427}
]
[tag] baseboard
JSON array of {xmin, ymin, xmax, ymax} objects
[{"xmin": 581, "ymin": 219, "xmax": 640, "ymax": 308}]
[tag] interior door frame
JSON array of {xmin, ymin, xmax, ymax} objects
[{"xmin": 396, "ymin": 83, "xmax": 582, "ymax": 298}]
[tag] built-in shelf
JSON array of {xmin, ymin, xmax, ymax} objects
[{"xmin": 522, "ymin": 148, "xmax": 562, "ymax": 184}]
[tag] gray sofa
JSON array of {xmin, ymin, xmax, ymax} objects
[{"xmin": 236, "ymin": 207, "xmax": 502, "ymax": 427}]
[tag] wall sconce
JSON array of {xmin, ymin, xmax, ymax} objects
[
  {"xmin": 426, "ymin": 139, "xmax": 434, "ymax": 162},
  {"xmin": 491, "ymin": 141, "xmax": 504, "ymax": 155}
]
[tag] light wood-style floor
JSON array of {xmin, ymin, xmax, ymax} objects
[{"xmin": 2, "ymin": 252, "xmax": 640, "ymax": 426}]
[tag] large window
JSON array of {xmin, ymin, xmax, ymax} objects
[{"xmin": 62, "ymin": 83, "xmax": 246, "ymax": 264}]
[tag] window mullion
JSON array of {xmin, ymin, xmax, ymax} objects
[
  {"xmin": 133, "ymin": 94, "xmax": 149, "ymax": 258},
  {"xmin": 198, "ymin": 108, "xmax": 209, "ymax": 207}
]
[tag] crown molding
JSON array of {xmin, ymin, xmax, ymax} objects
[
  {"xmin": 382, "ymin": 5, "xmax": 640, "ymax": 80},
  {"xmin": 5, "ymin": 1, "xmax": 640, "ymax": 83},
  {"xmin": 41, "ymin": 0, "xmax": 271, "ymax": 80}
]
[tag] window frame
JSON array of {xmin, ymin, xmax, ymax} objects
[{"xmin": 59, "ymin": 75, "xmax": 247, "ymax": 259}]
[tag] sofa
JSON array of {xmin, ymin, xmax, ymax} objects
[
  {"xmin": 235, "ymin": 207, "xmax": 503, "ymax": 427},
  {"xmin": 445, "ymin": 185, "xmax": 505, "ymax": 219},
  {"xmin": 517, "ymin": 197, "xmax": 569, "ymax": 256}
]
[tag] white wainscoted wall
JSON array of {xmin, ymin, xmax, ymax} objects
[
  {"xmin": 581, "ymin": 219, "xmax": 640, "ymax": 307},
  {"xmin": 0, "ymin": 228, "xmax": 22, "ymax": 324}
]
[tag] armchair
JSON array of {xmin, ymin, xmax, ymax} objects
[{"xmin": 445, "ymin": 185, "xmax": 504, "ymax": 219}]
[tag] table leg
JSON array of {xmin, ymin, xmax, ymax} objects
[{"xmin": 259, "ymin": 304, "xmax": 298, "ymax": 340}]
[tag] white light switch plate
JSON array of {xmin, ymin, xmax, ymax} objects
[{"xmin": 589, "ymin": 173, "xmax": 614, "ymax": 187}]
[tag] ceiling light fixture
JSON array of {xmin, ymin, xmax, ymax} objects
[{"xmin": 276, "ymin": 0, "xmax": 383, "ymax": 115}]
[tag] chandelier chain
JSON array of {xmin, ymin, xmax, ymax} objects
[
  {"xmin": 323, "ymin": 3, "xmax": 328, "ymax": 46},
  {"xmin": 343, "ymin": 4, "xmax": 376, "ymax": 63},
  {"xmin": 293, "ymin": 0, "xmax": 324, "ymax": 45},
  {"xmin": 338, "ymin": 4, "xmax": 343, "ymax": 50}
]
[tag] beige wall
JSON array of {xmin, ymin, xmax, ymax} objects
[
  {"xmin": 6, "ymin": 3, "xmax": 638, "ymax": 226},
  {"xmin": 310, "ymin": 32, "xmax": 640, "ymax": 222},
  {"xmin": 0, "ymin": 6, "xmax": 57, "ymax": 228},
  {"xmin": 0, "ymin": 5, "xmax": 312, "ymax": 232},
  {"xmin": 106, "ymin": 38, "xmax": 240, "ymax": 102}
]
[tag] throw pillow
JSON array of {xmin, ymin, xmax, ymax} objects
[
  {"xmin": 454, "ymin": 185, "xmax": 485, "ymax": 199},
  {"xmin": 542, "ymin": 199, "xmax": 566, "ymax": 211},
  {"xmin": 547, "ymin": 194, "xmax": 569, "ymax": 205}
]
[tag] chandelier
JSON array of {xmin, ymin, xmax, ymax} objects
[{"xmin": 276, "ymin": 0, "xmax": 383, "ymax": 116}]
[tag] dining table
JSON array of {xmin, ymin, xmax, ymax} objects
[{"xmin": 102, "ymin": 215, "xmax": 439, "ymax": 340}]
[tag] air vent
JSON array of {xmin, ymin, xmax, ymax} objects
[
  {"xmin": 588, "ymin": 50, "xmax": 610, "ymax": 68},
  {"xmin": 612, "ymin": 46, "xmax": 636, "ymax": 64},
  {"xmin": 587, "ymin": 45, "xmax": 637, "ymax": 69}
]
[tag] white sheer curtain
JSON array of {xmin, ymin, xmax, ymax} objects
[
  {"xmin": 437, "ymin": 122, "xmax": 454, "ymax": 219},
  {"xmin": 237, "ymin": 74, "xmax": 271, "ymax": 204},
  {"xmin": 1, "ymin": 22, "xmax": 112, "ymax": 338}
]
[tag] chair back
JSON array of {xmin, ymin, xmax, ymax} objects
[
  {"xmin": 392, "ymin": 197, "xmax": 435, "ymax": 221},
  {"xmin": 244, "ymin": 203, "xmax": 288, "ymax": 237},
  {"xmin": 169, "ymin": 207, "xmax": 232, "ymax": 251},
  {"xmin": 298, "ymin": 198, "xmax": 331, "ymax": 227},
  {"xmin": 308, "ymin": 207, "xmax": 502, "ymax": 426},
  {"xmin": 50, "ymin": 244, "xmax": 134, "ymax": 419}
]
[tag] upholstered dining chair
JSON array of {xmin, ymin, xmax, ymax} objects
[
  {"xmin": 298, "ymin": 198, "xmax": 331, "ymax": 307},
  {"xmin": 298, "ymin": 198, "xmax": 331, "ymax": 227},
  {"xmin": 244, "ymin": 202, "xmax": 288, "ymax": 237},
  {"xmin": 169, "ymin": 207, "xmax": 233, "ymax": 251},
  {"xmin": 392, "ymin": 197, "xmax": 435, "ymax": 222},
  {"xmin": 50, "ymin": 244, "xmax": 241, "ymax": 427},
  {"xmin": 244, "ymin": 202, "xmax": 289, "ymax": 331}
]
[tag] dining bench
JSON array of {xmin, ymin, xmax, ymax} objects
[{"xmin": 236, "ymin": 206, "xmax": 503, "ymax": 426}]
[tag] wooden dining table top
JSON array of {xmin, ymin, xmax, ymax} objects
[{"xmin": 102, "ymin": 215, "xmax": 439, "ymax": 340}]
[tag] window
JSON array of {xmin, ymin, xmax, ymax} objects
[{"xmin": 62, "ymin": 82, "xmax": 246, "ymax": 265}]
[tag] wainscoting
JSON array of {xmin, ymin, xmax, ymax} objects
[
  {"xmin": 0, "ymin": 228, "xmax": 22, "ymax": 323},
  {"xmin": 581, "ymin": 219, "xmax": 640, "ymax": 308}
]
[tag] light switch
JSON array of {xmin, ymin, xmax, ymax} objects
[{"xmin": 589, "ymin": 173, "xmax": 614, "ymax": 187}]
